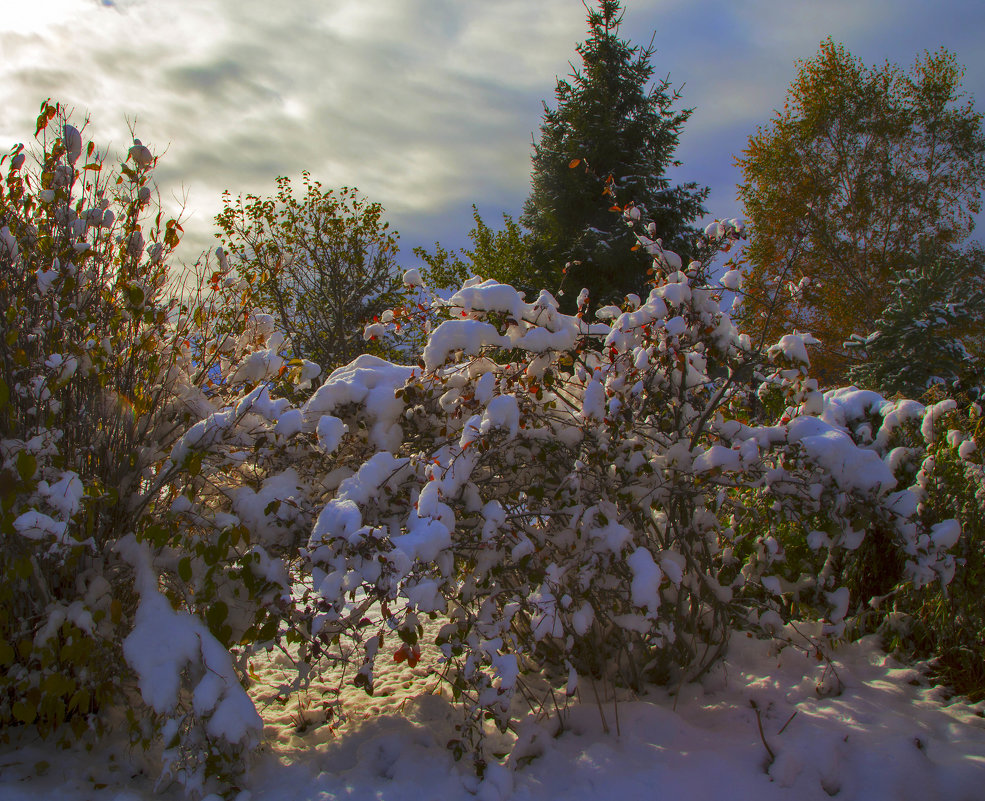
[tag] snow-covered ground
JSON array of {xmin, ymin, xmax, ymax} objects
[{"xmin": 2, "ymin": 628, "xmax": 984, "ymax": 801}]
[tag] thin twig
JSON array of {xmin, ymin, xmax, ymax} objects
[
  {"xmin": 612, "ymin": 681, "xmax": 621, "ymax": 738},
  {"xmin": 750, "ymin": 700, "xmax": 775, "ymax": 768},
  {"xmin": 590, "ymin": 676, "xmax": 610, "ymax": 735},
  {"xmin": 777, "ymin": 710, "xmax": 797, "ymax": 735}
]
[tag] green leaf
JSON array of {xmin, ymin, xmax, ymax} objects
[
  {"xmin": 141, "ymin": 523, "xmax": 169, "ymax": 547},
  {"xmin": 178, "ymin": 556, "xmax": 193, "ymax": 583},
  {"xmin": 186, "ymin": 451, "xmax": 203, "ymax": 477},
  {"xmin": 16, "ymin": 450, "xmax": 36, "ymax": 482},
  {"xmin": 68, "ymin": 689, "xmax": 91, "ymax": 713},
  {"xmin": 14, "ymin": 557, "xmax": 32, "ymax": 580},
  {"xmin": 206, "ymin": 601, "xmax": 229, "ymax": 635},
  {"xmin": 0, "ymin": 638, "xmax": 14, "ymax": 666},
  {"xmin": 12, "ymin": 701, "xmax": 36, "ymax": 724},
  {"xmin": 42, "ymin": 673, "xmax": 74, "ymax": 697},
  {"xmin": 398, "ymin": 627, "xmax": 419, "ymax": 646}
]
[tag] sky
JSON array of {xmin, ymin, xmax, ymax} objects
[{"xmin": 1, "ymin": 0, "xmax": 984, "ymax": 267}]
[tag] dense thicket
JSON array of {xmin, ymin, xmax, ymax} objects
[{"xmin": 0, "ymin": 102, "xmax": 326, "ymax": 795}]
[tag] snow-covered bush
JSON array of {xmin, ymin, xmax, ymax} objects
[
  {"xmin": 729, "ymin": 374, "xmax": 984, "ymax": 698},
  {"xmin": 869, "ymin": 395, "xmax": 985, "ymax": 699},
  {"xmin": 0, "ymin": 103, "xmax": 318, "ymax": 795},
  {"xmin": 292, "ymin": 212, "xmax": 959, "ymax": 769}
]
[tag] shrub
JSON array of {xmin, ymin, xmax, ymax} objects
[
  {"xmin": 874, "ymin": 394, "xmax": 985, "ymax": 699},
  {"xmin": 214, "ymin": 173, "xmax": 405, "ymax": 376},
  {"xmin": 741, "ymin": 379, "xmax": 985, "ymax": 699},
  {"xmin": 0, "ymin": 101, "xmax": 321, "ymax": 795},
  {"xmin": 304, "ymin": 214, "xmax": 956, "ymax": 769},
  {"xmin": 0, "ymin": 102, "xmax": 187, "ymax": 745}
]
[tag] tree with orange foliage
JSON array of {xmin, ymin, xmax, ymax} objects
[{"xmin": 735, "ymin": 39, "xmax": 985, "ymax": 385}]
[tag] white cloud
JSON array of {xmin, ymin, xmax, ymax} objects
[{"xmin": 0, "ymin": 0, "xmax": 596, "ymax": 258}]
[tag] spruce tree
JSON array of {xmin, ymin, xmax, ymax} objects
[
  {"xmin": 847, "ymin": 256, "xmax": 983, "ymax": 398},
  {"xmin": 521, "ymin": 0, "xmax": 707, "ymax": 308}
]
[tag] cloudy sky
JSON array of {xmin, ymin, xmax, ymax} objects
[{"xmin": 2, "ymin": 0, "xmax": 984, "ymax": 266}]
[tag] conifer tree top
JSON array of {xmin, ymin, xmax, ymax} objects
[{"xmin": 522, "ymin": 0, "xmax": 707, "ymax": 308}]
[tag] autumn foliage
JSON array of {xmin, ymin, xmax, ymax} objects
[{"xmin": 735, "ymin": 40, "xmax": 985, "ymax": 384}]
